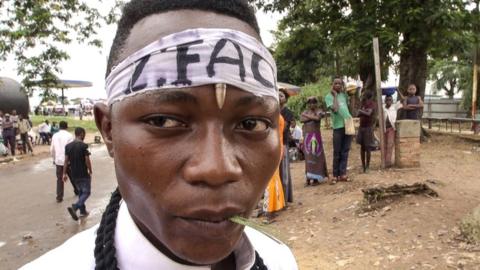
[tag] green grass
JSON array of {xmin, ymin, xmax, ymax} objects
[{"xmin": 30, "ymin": 115, "xmax": 98, "ymax": 133}]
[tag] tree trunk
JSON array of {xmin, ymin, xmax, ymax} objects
[{"xmin": 398, "ymin": 44, "xmax": 428, "ymax": 99}]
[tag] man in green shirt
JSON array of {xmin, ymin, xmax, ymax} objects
[{"xmin": 325, "ymin": 78, "xmax": 353, "ymax": 182}]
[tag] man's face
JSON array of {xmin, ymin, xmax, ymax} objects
[
  {"xmin": 96, "ymin": 10, "xmax": 281, "ymax": 266},
  {"xmin": 332, "ymin": 79, "xmax": 343, "ymax": 92}
]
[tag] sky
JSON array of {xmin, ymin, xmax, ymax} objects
[
  {"xmin": 3, "ymin": 6, "xmax": 438, "ymax": 107},
  {"xmin": 2, "ymin": 10, "xmax": 283, "ymax": 107}
]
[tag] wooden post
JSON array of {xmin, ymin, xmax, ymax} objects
[
  {"xmin": 373, "ymin": 38, "xmax": 386, "ymax": 169},
  {"xmin": 473, "ymin": 47, "xmax": 479, "ymax": 134}
]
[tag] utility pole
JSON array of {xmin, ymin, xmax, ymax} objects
[
  {"xmin": 373, "ymin": 38, "xmax": 386, "ymax": 168},
  {"xmin": 473, "ymin": 0, "xmax": 480, "ymax": 134}
]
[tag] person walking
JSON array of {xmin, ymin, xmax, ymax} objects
[
  {"xmin": 65, "ymin": 127, "xmax": 92, "ymax": 220},
  {"xmin": 2, "ymin": 114, "xmax": 16, "ymax": 156},
  {"xmin": 356, "ymin": 91, "xmax": 376, "ymax": 173},
  {"xmin": 18, "ymin": 114, "xmax": 34, "ymax": 155},
  {"xmin": 50, "ymin": 121, "xmax": 75, "ymax": 202},
  {"xmin": 325, "ymin": 77, "xmax": 354, "ymax": 183},
  {"xmin": 300, "ymin": 97, "xmax": 328, "ymax": 185}
]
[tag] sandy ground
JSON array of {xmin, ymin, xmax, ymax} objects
[
  {"xmin": 254, "ymin": 132, "xmax": 480, "ymax": 269},
  {"xmin": 1, "ymin": 131, "xmax": 479, "ymax": 269}
]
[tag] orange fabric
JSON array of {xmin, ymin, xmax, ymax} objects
[{"xmin": 263, "ymin": 116, "xmax": 286, "ymax": 213}]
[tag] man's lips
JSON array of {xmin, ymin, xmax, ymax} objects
[{"xmin": 177, "ymin": 207, "xmax": 246, "ymax": 223}]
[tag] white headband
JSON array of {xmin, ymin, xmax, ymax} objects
[{"xmin": 105, "ymin": 28, "xmax": 278, "ymax": 105}]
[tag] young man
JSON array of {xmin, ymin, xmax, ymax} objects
[
  {"xmin": 325, "ymin": 78, "xmax": 354, "ymax": 183},
  {"xmin": 65, "ymin": 127, "xmax": 92, "ymax": 220},
  {"xmin": 356, "ymin": 91, "xmax": 376, "ymax": 173},
  {"xmin": 22, "ymin": 1, "xmax": 297, "ymax": 269},
  {"xmin": 50, "ymin": 121, "xmax": 76, "ymax": 202},
  {"xmin": 18, "ymin": 114, "xmax": 34, "ymax": 155}
]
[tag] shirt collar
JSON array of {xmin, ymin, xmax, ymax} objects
[{"xmin": 115, "ymin": 202, "xmax": 256, "ymax": 270}]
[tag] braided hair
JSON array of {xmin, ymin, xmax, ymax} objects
[{"xmin": 94, "ymin": 188, "xmax": 269, "ymax": 269}]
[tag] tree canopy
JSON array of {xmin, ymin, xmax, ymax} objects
[
  {"xmin": 0, "ymin": 1, "xmax": 123, "ymax": 95},
  {"xmin": 252, "ymin": 0, "xmax": 477, "ymax": 100}
]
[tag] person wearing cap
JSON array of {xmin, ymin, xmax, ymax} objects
[
  {"xmin": 2, "ymin": 113, "xmax": 16, "ymax": 156},
  {"xmin": 21, "ymin": 1, "xmax": 297, "ymax": 269},
  {"xmin": 301, "ymin": 97, "xmax": 328, "ymax": 186}
]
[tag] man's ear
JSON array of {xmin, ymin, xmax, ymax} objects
[{"xmin": 94, "ymin": 103, "xmax": 114, "ymax": 157}]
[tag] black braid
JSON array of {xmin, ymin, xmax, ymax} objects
[
  {"xmin": 94, "ymin": 188, "xmax": 122, "ymax": 270},
  {"xmin": 94, "ymin": 188, "xmax": 269, "ymax": 270},
  {"xmin": 250, "ymin": 251, "xmax": 268, "ymax": 270}
]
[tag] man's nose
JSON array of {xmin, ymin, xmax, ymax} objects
[{"xmin": 182, "ymin": 124, "xmax": 242, "ymax": 187}]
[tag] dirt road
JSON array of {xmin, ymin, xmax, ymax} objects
[
  {"xmin": 256, "ymin": 133, "xmax": 480, "ymax": 269},
  {"xmin": 0, "ymin": 146, "xmax": 116, "ymax": 270}
]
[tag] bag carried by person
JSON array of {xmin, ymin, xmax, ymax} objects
[{"xmin": 344, "ymin": 117, "xmax": 355, "ymax": 135}]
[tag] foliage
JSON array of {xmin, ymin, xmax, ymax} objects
[
  {"xmin": 428, "ymin": 57, "xmax": 472, "ymax": 99},
  {"xmin": 0, "ymin": 1, "xmax": 124, "ymax": 95},
  {"xmin": 30, "ymin": 115, "xmax": 97, "ymax": 133},
  {"xmin": 252, "ymin": 0, "xmax": 477, "ymax": 98},
  {"xmin": 460, "ymin": 206, "xmax": 480, "ymax": 244},
  {"xmin": 286, "ymin": 78, "xmax": 332, "ymax": 118}
]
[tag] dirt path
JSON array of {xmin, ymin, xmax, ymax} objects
[{"xmin": 255, "ymin": 132, "xmax": 480, "ymax": 269}]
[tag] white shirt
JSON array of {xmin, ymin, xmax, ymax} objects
[
  {"xmin": 50, "ymin": 130, "xmax": 73, "ymax": 165},
  {"xmin": 383, "ymin": 101, "xmax": 403, "ymax": 130},
  {"xmin": 39, "ymin": 123, "xmax": 51, "ymax": 133},
  {"xmin": 21, "ymin": 202, "xmax": 298, "ymax": 270},
  {"xmin": 291, "ymin": 126, "xmax": 303, "ymax": 141}
]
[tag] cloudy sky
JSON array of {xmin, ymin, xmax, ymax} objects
[{"xmin": 2, "ymin": 9, "xmax": 282, "ymax": 106}]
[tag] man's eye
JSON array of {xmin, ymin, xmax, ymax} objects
[
  {"xmin": 237, "ymin": 119, "xmax": 270, "ymax": 132},
  {"xmin": 145, "ymin": 116, "xmax": 186, "ymax": 128}
]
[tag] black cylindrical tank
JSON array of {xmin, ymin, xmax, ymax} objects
[{"xmin": 0, "ymin": 77, "xmax": 30, "ymax": 117}]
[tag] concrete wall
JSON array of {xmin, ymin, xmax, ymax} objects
[{"xmin": 423, "ymin": 98, "xmax": 470, "ymax": 118}]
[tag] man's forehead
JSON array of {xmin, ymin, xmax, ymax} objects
[{"xmin": 120, "ymin": 10, "xmax": 260, "ymax": 65}]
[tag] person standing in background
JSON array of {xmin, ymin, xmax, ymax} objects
[
  {"xmin": 356, "ymin": 91, "xmax": 376, "ymax": 173},
  {"xmin": 383, "ymin": 95, "xmax": 403, "ymax": 167},
  {"xmin": 301, "ymin": 97, "xmax": 328, "ymax": 185},
  {"xmin": 403, "ymin": 84, "xmax": 424, "ymax": 120},
  {"xmin": 325, "ymin": 77, "xmax": 354, "ymax": 183},
  {"xmin": 10, "ymin": 110, "xmax": 19, "ymax": 136},
  {"xmin": 18, "ymin": 114, "xmax": 34, "ymax": 155},
  {"xmin": 50, "ymin": 121, "xmax": 75, "ymax": 202},
  {"xmin": 2, "ymin": 114, "xmax": 16, "ymax": 156},
  {"xmin": 279, "ymin": 89, "xmax": 294, "ymax": 203}
]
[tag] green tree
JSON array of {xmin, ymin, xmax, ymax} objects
[
  {"xmin": 0, "ymin": 1, "xmax": 123, "ymax": 94},
  {"xmin": 252, "ymin": 0, "xmax": 476, "ymax": 99},
  {"xmin": 429, "ymin": 57, "xmax": 471, "ymax": 99}
]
